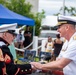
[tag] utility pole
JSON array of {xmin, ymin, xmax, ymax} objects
[{"xmin": 62, "ymin": 0, "xmax": 65, "ymax": 15}]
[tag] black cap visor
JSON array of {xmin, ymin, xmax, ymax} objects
[{"xmin": 7, "ymin": 30, "xmax": 17, "ymax": 36}]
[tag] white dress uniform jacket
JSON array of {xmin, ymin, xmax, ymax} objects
[{"xmin": 58, "ymin": 32, "xmax": 76, "ymax": 75}]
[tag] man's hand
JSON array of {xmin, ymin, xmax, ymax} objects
[{"xmin": 30, "ymin": 62, "xmax": 42, "ymax": 70}]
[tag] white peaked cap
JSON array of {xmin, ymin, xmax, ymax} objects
[
  {"xmin": 58, "ymin": 15, "xmax": 76, "ymax": 22},
  {"xmin": 56, "ymin": 15, "xmax": 76, "ymax": 26},
  {"xmin": 0, "ymin": 23, "xmax": 17, "ymax": 32}
]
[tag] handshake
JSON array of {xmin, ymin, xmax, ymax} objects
[
  {"xmin": 30, "ymin": 62, "xmax": 49, "ymax": 74},
  {"xmin": 30, "ymin": 62, "xmax": 43, "ymax": 71},
  {"xmin": 30, "ymin": 61, "xmax": 49, "ymax": 72}
]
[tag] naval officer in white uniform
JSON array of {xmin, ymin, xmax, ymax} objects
[{"xmin": 31, "ymin": 15, "xmax": 76, "ymax": 75}]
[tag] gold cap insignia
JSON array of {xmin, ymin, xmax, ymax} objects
[{"xmin": 57, "ymin": 21, "xmax": 67, "ymax": 26}]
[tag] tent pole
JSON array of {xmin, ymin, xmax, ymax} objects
[
  {"xmin": 33, "ymin": 26, "xmax": 35, "ymax": 36},
  {"xmin": 32, "ymin": 26, "xmax": 35, "ymax": 48}
]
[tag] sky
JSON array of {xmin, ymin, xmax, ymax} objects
[{"xmin": 39, "ymin": 0, "xmax": 76, "ymax": 16}]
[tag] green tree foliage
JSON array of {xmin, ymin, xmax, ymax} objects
[
  {"xmin": 0, "ymin": 0, "xmax": 45, "ymax": 36},
  {"xmin": 54, "ymin": 6, "xmax": 76, "ymax": 16},
  {"xmin": 0, "ymin": 0, "xmax": 5, "ymax": 4},
  {"xmin": 33, "ymin": 10, "xmax": 45, "ymax": 36}
]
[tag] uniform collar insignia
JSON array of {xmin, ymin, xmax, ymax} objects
[
  {"xmin": 73, "ymin": 35, "xmax": 76, "ymax": 40},
  {"xmin": 61, "ymin": 49, "xmax": 66, "ymax": 52}
]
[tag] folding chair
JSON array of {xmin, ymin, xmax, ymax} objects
[{"xmin": 39, "ymin": 51, "xmax": 51, "ymax": 62}]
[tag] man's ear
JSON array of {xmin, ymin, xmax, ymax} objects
[{"xmin": 65, "ymin": 25, "xmax": 69, "ymax": 31}]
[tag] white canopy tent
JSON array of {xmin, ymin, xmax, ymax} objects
[{"xmin": 41, "ymin": 16, "xmax": 58, "ymax": 27}]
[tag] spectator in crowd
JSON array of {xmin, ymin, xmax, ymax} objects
[
  {"xmin": 52, "ymin": 34, "xmax": 63, "ymax": 58},
  {"xmin": 0, "ymin": 24, "xmax": 34, "ymax": 75},
  {"xmin": 45, "ymin": 36, "xmax": 53, "ymax": 53},
  {"xmin": 31, "ymin": 15, "xmax": 76, "ymax": 75},
  {"xmin": 15, "ymin": 30, "xmax": 23, "ymax": 48},
  {"xmin": 8, "ymin": 33, "xmax": 17, "ymax": 62},
  {"xmin": 23, "ymin": 26, "xmax": 32, "ymax": 48}
]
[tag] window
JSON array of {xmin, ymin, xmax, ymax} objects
[
  {"xmin": 39, "ymin": 30, "xmax": 58, "ymax": 39},
  {"xmin": 40, "ymin": 33, "xmax": 57, "ymax": 38}
]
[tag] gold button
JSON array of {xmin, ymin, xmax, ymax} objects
[
  {"xmin": 21, "ymin": 70, "xmax": 23, "ymax": 72},
  {"xmin": 25, "ymin": 69, "xmax": 27, "ymax": 71}
]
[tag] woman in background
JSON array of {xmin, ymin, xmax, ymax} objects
[
  {"xmin": 45, "ymin": 36, "xmax": 53, "ymax": 53},
  {"xmin": 52, "ymin": 34, "xmax": 63, "ymax": 58},
  {"xmin": 23, "ymin": 26, "xmax": 32, "ymax": 48}
]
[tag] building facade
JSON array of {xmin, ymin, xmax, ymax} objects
[{"xmin": 26, "ymin": 0, "xmax": 39, "ymax": 13}]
